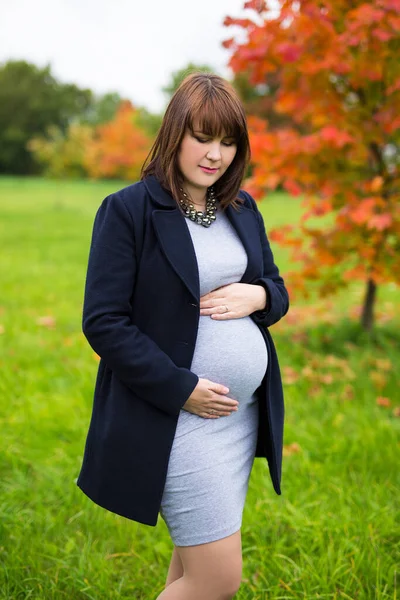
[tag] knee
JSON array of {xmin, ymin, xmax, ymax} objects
[{"xmin": 216, "ymin": 561, "xmax": 243, "ymax": 598}]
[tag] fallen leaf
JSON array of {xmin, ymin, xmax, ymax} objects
[
  {"xmin": 291, "ymin": 331, "xmax": 309, "ymax": 343},
  {"xmin": 370, "ymin": 371, "xmax": 387, "ymax": 389},
  {"xmin": 36, "ymin": 315, "xmax": 56, "ymax": 328},
  {"xmin": 301, "ymin": 365, "xmax": 315, "ymax": 378},
  {"xmin": 283, "ymin": 442, "xmax": 302, "ymax": 456},
  {"xmin": 320, "ymin": 373, "xmax": 334, "ymax": 385},
  {"xmin": 376, "ymin": 396, "xmax": 391, "ymax": 407},
  {"xmin": 282, "ymin": 366, "xmax": 300, "ymax": 384},
  {"xmin": 374, "ymin": 358, "xmax": 392, "ymax": 371},
  {"xmin": 343, "ymin": 384, "xmax": 354, "ymax": 400}
]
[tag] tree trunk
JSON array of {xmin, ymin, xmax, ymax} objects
[{"xmin": 360, "ymin": 278, "xmax": 376, "ymax": 332}]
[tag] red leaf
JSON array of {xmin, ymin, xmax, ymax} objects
[
  {"xmin": 221, "ymin": 37, "xmax": 235, "ymax": 49},
  {"xmin": 387, "ymin": 78, "xmax": 400, "ymax": 95},
  {"xmin": 244, "ymin": 0, "xmax": 267, "ymax": 12},
  {"xmin": 376, "ymin": 396, "xmax": 391, "ymax": 407},
  {"xmin": 367, "ymin": 213, "xmax": 392, "ymax": 231},
  {"xmin": 372, "ymin": 28, "xmax": 393, "ymax": 42},
  {"xmin": 283, "ymin": 179, "xmax": 303, "ymax": 196},
  {"xmin": 386, "ymin": 0, "xmax": 400, "ymax": 10},
  {"xmin": 320, "ymin": 126, "xmax": 353, "ymax": 147},
  {"xmin": 276, "ymin": 43, "xmax": 302, "ymax": 63}
]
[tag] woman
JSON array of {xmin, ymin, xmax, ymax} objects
[{"xmin": 77, "ymin": 72, "xmax": 289, "ymax": 599}]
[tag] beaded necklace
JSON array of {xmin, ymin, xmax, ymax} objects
[{"xmin": 178, "ymin": 186, "xmax": 217, "ymax": 228}]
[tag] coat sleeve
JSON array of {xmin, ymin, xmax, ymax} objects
[
  {"xmin": 244, "ymin": 191, "xmax": 290, "ymax": 328},
  {"xmin": 81, "ymin": 192, "xmax": 199, "ymax": 418}
]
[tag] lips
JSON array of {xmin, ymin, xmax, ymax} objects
[{"xmin": 200, "ymin": 166, "xmax": 218, "ymax": 173}]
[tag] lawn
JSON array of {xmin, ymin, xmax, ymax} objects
[{"xmin": 0, "ymin": 176, "xmax": 399, "ymax": 599}]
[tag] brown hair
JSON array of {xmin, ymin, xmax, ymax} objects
[{"xmin": 140, "ymin": 72, "xmax": 251, "ymax": 211}]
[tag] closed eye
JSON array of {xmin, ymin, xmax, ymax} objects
[{"xmin": 195, "ymin": 136, "xmax": 236, "ymax": 147}]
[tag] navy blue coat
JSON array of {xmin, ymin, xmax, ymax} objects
[{"xmin": 77, "ymin": 174, "xmax": 289, "ymax": 526}]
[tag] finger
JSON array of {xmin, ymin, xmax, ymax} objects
[
  {"xmin": 212, "ymin": 406, "xmax": 237, "ymax": 416},
  {"xmin": 199, "ymin": 307, "xmax": 221, "ymax": 315},
  {"xmin": 211, "ymin": 396, "xmax": 239, "ymax": 407},
  {"xmin": 202, "ymin": 407, "xmax": 233, "ymax": 418},
  {"xmin": 210, "ymin": 311, "xmax": 234, "ymax": 320},
  {"xmin": 209, "ymin": 383, "xmax": 230, "ymax": 395},
  {"xmin": 213, "ymin": 405, "xmax": 238, "ymax": 414},
  {"xmin": 200, "ymin": 298, "xmax": 223, "ymax": 309},
  {"xmin": 213, "ymin": 400, "xmax": 239, "ymax": 409},
  {"xmin": 201, "ymin": 306, "xmax": 234, "ymax": 316},
  {"xmin": 216, "ymin": 410, "xmax": 237, "ymax": 417}
]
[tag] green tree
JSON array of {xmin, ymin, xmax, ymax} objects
[
  {"xmin": 79, "ymin": 92, "xmax": 123, "ymax": 127},
  {"xmin": 135, "ymin": 106, "xmax": 163, "ymax": 137},
  {"xmin": 0, "ymin": 60, "xmax": 92, "ymax": 174},
  {"xmin": 162, "ymin": 62, "xmax": 217, "ymax": 101}
]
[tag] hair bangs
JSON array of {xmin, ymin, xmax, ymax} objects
[{"xmin": 187, "ymin": 96, "xmax": 241, "ymax": 142}]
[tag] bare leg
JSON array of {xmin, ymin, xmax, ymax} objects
[
  {"xmin": 157, "ymin": 529, "xmax": 242, "ymax": 600},
  {"xmin": 165, "ymin": 546, "xmax": 184, "ymax": 587}
]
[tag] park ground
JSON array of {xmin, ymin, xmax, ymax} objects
[{"xmin": 0, "ymin": 177, "xmax": 399, "ymax": 599}]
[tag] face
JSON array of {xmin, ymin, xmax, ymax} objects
[{"xmin": 177, "ymin": 121, "xmax": 237, "ymax": 201}]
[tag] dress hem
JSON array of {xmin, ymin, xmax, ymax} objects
[{"xmin": 170, "ymin": 521, "xmax": 242, "ymax": 547}]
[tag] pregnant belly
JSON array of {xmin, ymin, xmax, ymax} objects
[{"xmin": 190, "ymin": 316, "xmax": 268, "ymax": 401}]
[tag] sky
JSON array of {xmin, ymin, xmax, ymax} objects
[{"xmin": 0, "ymin": 0, "xmax": 260, "ymax": 114}]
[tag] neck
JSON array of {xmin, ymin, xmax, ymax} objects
[{"xmin": 181, "ymin": 187, "xmax": 208, "ymax": 211}]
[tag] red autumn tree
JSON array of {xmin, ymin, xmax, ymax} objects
[
  {"xmin": 84, "ymin": 100, "xmax": 153, "ymax": 181},
  {"xmin": 223, "ymin": 0, "xmax": 400, "ymax": 331}
]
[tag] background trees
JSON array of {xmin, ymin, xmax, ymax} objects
[
  {"xmin": 84, "ymin": 100, "xmax": 153, "ymax": 181},
  {"xmin": 0, "ymin": 60, "xmax": 92, "ymax": 174},
  {"xmin": 223, "ymin": 0, "xmax": 400, "ymax": 330}
]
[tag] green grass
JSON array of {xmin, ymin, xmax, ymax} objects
[{"xmin": 0, "ymin": 176, "xmax": 399, "ymax": 599}]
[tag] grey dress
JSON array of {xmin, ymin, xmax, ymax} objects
[{"xmin": 159, "ymin": 204, "xmax": 269, "ymax": 546}]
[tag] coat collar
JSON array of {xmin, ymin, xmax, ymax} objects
[
  {"xmin": 143, "ymin": 174, "xmax": 262, "ymax": 302},
  {"xmin": 142, "ymin": 174, "xmax": 178, "ymax": 208}
]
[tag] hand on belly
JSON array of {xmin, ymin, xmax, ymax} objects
[{"xmin": 191, "ymin": 316, "xmax": 268, "ymax": 400}]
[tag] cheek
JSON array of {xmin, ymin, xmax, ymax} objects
[
  {"xmin": 224, "ymin": 147, "xmax": 237, "ymax": 166},
  {"xmin": 180, "ymin": 140, "xmax": 200, "ymax": 166}
]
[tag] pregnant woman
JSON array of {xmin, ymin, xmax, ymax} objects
[{"xmin": 77, "ymin": 72, "xmax": 289, "ymax": 600}]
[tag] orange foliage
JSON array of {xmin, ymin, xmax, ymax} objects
[
  {"xmin": 223, "ymin": 1, "xmax": 400, "ymax": 301},
  {"xmin": 84, "ymin": 100, "xmax": 153, "ymax": 181}
]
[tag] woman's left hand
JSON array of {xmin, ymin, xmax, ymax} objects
[{"xmin": 199, "ymin": 283, "xmax": 267, "ymax": 320}]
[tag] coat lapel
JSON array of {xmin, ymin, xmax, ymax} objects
[
  {"xmin": 144, "ymin": 175, "xmax": 263, "ymax": 303},
  {"xmin": 152, "ymin": 209, "xmax": 200, "ymax": 302}
]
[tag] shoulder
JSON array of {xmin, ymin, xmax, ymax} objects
[
  {"xmin": 104, "ymin": 180, "xmax": 148, "ymax": 214},
  {"xmin": 92, "ymin": 181, "xmax": 150, "ymax": 232}
]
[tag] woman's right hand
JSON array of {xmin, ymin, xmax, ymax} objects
[{"xmin": 182, "ymin": 378, "xmax": 239, "ymax": 418}]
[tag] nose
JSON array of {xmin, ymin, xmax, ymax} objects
[{"xmin": 206, "ymin": 141, "xmax": 222, "ymax": 161}]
